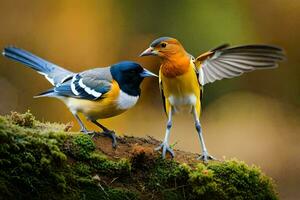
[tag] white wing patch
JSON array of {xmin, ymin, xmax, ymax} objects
[
  {"xmin": 117, "ymin": 90, "xmax": 139, "ymax": 110},
  {"xmin": 71, "ymin": 75, "xmax": 79, "ymax": 95},
  {"xmin": 78, "ymin": 79, "xmax": 102, "ymax": 98}
]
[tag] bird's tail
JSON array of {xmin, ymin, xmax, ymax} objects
[
  {"xmin": 2, "ymin": 47, "xmax": 73, "ymax": 86},
  {"xmin": 3, "ymin": 47, "xmax": 54, "ymax": 74},
  {"xmin": 34, "ymin": 88, "xmax": 56, "ymax": 98}
]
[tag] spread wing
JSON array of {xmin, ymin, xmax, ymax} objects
[
  {"xmin": 40, "ymin": 68, "xmax": 112, "ymax": 100},
  {"xmin": 194, "ymin": 44, "xmax": 285, "ymax": 85}
]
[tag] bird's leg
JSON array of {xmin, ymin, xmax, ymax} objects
[
  {"xmin": 155, "ymin": 108, "xmax": 175, "ymax": 158},
  {"xmin": 72, "ymin": 113, "xmax": 95, "ymax": 134},
  {"xmin": 192, "ymin": 106, "xmax": 216, "ymax": 163},
  {"xmin": 91, "ymin": 120, "xmax": 117, "ymax": 148}
]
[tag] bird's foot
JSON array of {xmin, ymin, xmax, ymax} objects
[
  {"xmin": 80, "ymin": 129, "xmax": 96, "ymax": 135},
  {"xmin": 155, "ymin": 142, "xmax": 175, "ymax": 159},
  {"xmin": 97, "ymin": 130, "xmax": 117, "ymax": 148},
  {"xmin": 197, "ymin": 151, "xmax": 217, "ymax": 163}
]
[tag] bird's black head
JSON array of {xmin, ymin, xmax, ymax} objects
[{"xmin": 110, "ymin": 61, "xmax": 157, "ymax": 96}]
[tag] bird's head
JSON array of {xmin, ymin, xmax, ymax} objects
[
  {"xmin": 110, "ymin": 61, "xmax": 157, "ymax": 96},
  {"xmin": 140, "ymin": 37, "xmax": 186, "ymax": 59}
]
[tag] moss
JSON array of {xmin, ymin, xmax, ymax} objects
[
  {"xmin": 79, "ymin": 186, "xmax": 138, "ymax": 200},
  {"xmin": 145, "ymin": 158, "xmax": 194, "ymax": 199},
  {"xmin": 66, "ymin": 134, "xmax": 96, "ymax": 160},
  {"xmin": 89, "ymin": 152, "xmax": 131, "ymax": 175},
  {"xmin": 0, "ymin": 111, "xmax": 278, "ymax": 200},
  {"xmin": 189, "ymin": 163, "xmax": 223, "ymax": 199},
  {"xmin": 73, "ymin": 162, "xmax": 92, "ymax": 176},
  {"xmin": 105, "ymin": 188, "xmax": 138, "ymax": 200},
  {"xmin": 187, "ymin": 159, "xmax": 278, "ymax": 200},
  {"xmin": 143, "ymin": 158, "xmax": 278, "ymax": 200},
  {"xmin": 9, "ymin": 110, "xmax": 35, "ymax": 127},
  {"xmin": 0, "ymin": 112, "xmax": 76, "ymax": 199},
  {"xmin": 209, "ymin": 159, "xmax": 277, "ymax": 200}
]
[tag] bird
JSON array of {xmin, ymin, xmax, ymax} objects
[
  {"xmin": 140, "ymin": 37, "xmax": 285, "ymax": 161},
  {"xmin": 3, "ymin": 47, "xmax": 157, "ymax": 147}
]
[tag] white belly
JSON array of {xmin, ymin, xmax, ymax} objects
[{"xmin": 168, "ymin": 94, "xmax": 197, "ymax": 106}]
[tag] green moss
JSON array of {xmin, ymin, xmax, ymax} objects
[
  {"xmin": 189, "ymin": 163, "xmax": 223, "ymax": 199},
  {"xmin": 0, "ymin": 111, "xmax": 278, "ymax": 200},
  {"xmin": 186, "ymin": 159, "xmax": 278, "ymax": 200},
  {"xmin": 145, "ymin": 158, "xmax": 194, "ymax": 199},
  {"xmin": 203, "ymin": 159, "xmax": 277, "ymax": 200},
  {"xmin": 105, "ymin": 188, "xmax": 138, "ymax": 200},
  {"xmin": 89, "ymin": 152, "xmax": 131, "ymax": 175},
  {"xmin": 73, "ymin": 162, "xmax": 92, "ymax": 176},
  {"xmin": 143, "ymin": 158, "xmax": 278, "ymax": 200},
  {"xmin": 66, "ymin": 134, "xmax": 96, "ymax": 160},
  {"xmin": 0, "ymin": 114, "xmax": 70, "ymax": 199},
  {"xmin": 79, "ymin": 185, "xmax": 138, "ymax": 200}
]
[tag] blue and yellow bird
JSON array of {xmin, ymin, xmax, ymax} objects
[
  {"xmin": 140, "ymin": 37, "xmax": 284, "ymax": 161},
  {"xmin": 3, "ymin": 47, "xmax": 157, "ymax": 147}
]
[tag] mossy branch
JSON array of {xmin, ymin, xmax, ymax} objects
[{"xmin": 0, "ymin": 111, "xmax": 278, "ymax": 200}]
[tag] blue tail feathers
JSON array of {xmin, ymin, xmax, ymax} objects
[
  {"xmin": 3, "ymin": 47, "xmax": 54, "ymax": 74},
  {"xmin": 2, "ymin": 46, "xmax": 74, "ymax": 86}
]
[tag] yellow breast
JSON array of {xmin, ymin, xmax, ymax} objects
[
  {"xmin": 160, "ymin": 61, "xmax": 200, "ymax": 106},
  {"xmin": 62, "ymin": 81, "xmax": 138, "ymax": 120},
  {"xmin": 160, "ymin": 60, "xmax": 202, "ymax": 117}
]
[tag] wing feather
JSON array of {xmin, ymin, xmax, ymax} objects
[
  {"xmin": 195, "ymin": 44, "xmax": 285, "ymax": 85},
  {"xmin": 212, "ymin": 60, "xmax": 242, "ymax": 77},
  {"xmin": 52, "ymin": 72, "xmax": 111, "ymax": 100}
]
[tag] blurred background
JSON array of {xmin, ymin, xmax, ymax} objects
[{"xmin": 0, "ymin": 0, "xmax": 299, "ymax": 199}]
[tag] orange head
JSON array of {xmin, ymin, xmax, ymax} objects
[
  {"xmin": 140, "ymin": 37, "xmax": 187, "ymax": 60},
  {"xmin": 140, "ymin": 37, "xmax": 191, "ymax": 77}
]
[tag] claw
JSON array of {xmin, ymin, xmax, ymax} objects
[
  {"xmin": 155, "ymin": 142, "xmax": 175, "ymax": 158},
  {"xmin": 197, "ymin": 152, "xmax": 217, "ymax": 163},
  {"xmin": 97, "ymin": 130, "xmax": 117, "ymax": 148}
]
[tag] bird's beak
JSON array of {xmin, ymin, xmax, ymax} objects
[
  {"xmin": 139, "ymin": 47, "xmax": 157, "ymax": 57},
  {"xmin": 140, "ymin": 68, "xmax": 158, "ymax": 78}
]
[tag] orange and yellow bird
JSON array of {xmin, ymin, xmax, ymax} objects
[{"xmin": 140, "ymin": 37, "xmax": 284, "ymax": 161}]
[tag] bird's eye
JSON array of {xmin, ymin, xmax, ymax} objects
[{"xmin": 161, "ymin": 43, "xmax": 167, "ymax": 48}]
